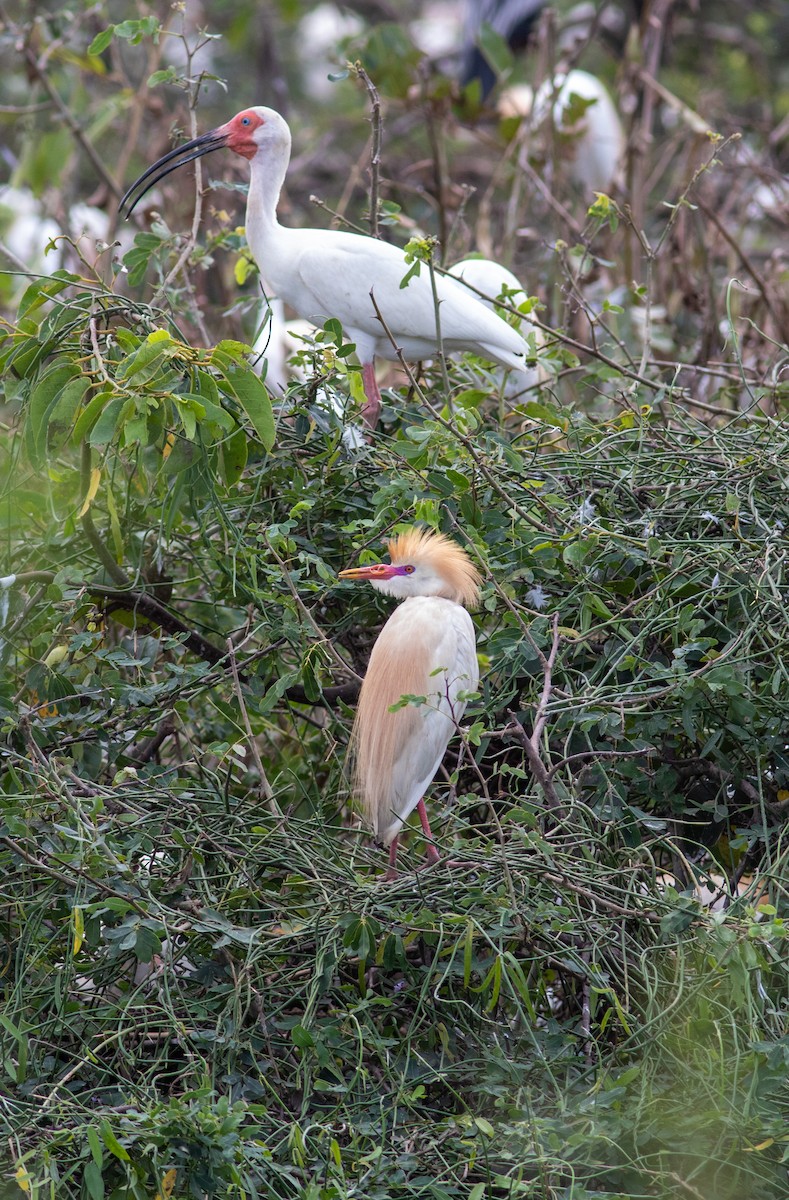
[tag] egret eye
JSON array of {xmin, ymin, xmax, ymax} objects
[{"xmin": 404, "ymin": 565, "xmax": 415, "ymax": 574}]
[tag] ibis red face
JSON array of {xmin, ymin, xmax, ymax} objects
[{"xmin": 119, "ymin": 108, "xmax": 267, "ymax": 218}]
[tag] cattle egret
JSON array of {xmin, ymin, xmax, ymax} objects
[
  {"xmin": 120, "ymin": 106, "xmax": 533, "ymax": 426},
  {"xmin": 338, "ymin": 528, "xmax": 480, "ymax": 878}
]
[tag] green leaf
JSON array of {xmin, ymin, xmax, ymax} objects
[
  {"xmin": 583, "ymin": 593, "xmax": 614, "ymax": 620},
  {"xmin": 519, "ymin": 400, "xmax": 565, "ymax": 426},
  {"xmin": 179, "ymin": 392, "xmax": 234, "ymax": 433},
  {"xmin": 99, "ymin": 1121, "xmax": 130, "ymax": 1163},
  {"xmin": 105, "ymin": 484, "xmax": 124, "ymax": 561},
  {"xmin": 147, "ymin": 67, "xmax": 178, "ymax": 88},
  {"xmin": 463, "ymin": 920, "xmax": 474, "ymax": 987},
  {"xmin": 134, "ymin": 925, "xmax": 162, "ymax": 964},
  {"xmin": 72, "ymin": 388, "xmax": 112, "ymax": 445},
  {"xmin": 89, "ymin": 396, "xmax": 129, "ymax": 446},
  {"xmin": 215, "ymin": 354, "xmax": 275, "ymax": 450},
  {"xmin": 17, "ymin": 275, "xmax": 71, "ymax": 320},
  {"xmin": 563, "ymin": 539, "xmax": 596, "ymax": 568},
  {"xmin": 113, "ymin": 17, "xmax": 160, "ymax": 43},
  {"xmin": 87, "ymin": 1126, "xmax": 103, "ymax": 1169},
  {"xmin": 122, "ymin": 232, "xmax": 165, "ymax": 286},
  {"xmin": 27, "ymin": 363, "xmax": 80, "ymax": 465},
  {"xmin": 88, "ymin": 27, "xmax": 115, "ymax": 56},
  {"xmin": 173, "ymin": 396, "xmax": 198, "ymax": 441},
  {"xmin": 83, "ymin": 1162, "xmax": 105, "ymax": 1200},
  {"xmin": 291, "ymin": 1024, "xmax": 314, "ymax": 1049},
  {"xmin": 117, "ymin": 330, "xmax": 179, "ymax": 385},
  {"xmin": 50, "ymin": 375, "xmax": 91, "ymax": 433},
  {"xmin": 218, "ymin": 425, "xmax": 248, "ymax": 486}
]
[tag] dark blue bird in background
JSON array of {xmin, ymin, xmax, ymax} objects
[
  {"xmin": 461, "ymin": 0, "xmax": 646, "ymax": 101},
  {"xmin": 461, "ymin": 0, "xmax": 547, "ymax": 100}
]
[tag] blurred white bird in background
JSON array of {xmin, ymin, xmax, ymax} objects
[{"xmin": 500, "ymin": 69, "xmax": 625, "ymax": 195}]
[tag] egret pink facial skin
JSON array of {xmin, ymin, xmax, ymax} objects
[
  {"xmin": 337, "ymin": 562, "xmax": 413, "ymax": 584},
  {"xmin": 121, "ymin": 106, "xmax": 534, "ymax": 428}
]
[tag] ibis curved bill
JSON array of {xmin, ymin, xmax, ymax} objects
[
  {"xmin": 121, "ymin": 106, "xmax": 534, "ymax": 427},
  {"xmin": 339, "ymin": 527, "xmax": 480, "ymax": 878}
]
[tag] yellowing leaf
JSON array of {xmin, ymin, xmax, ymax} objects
[
  {"xmin": 44, "ymin": 644, "xmax": 69, "ymax": 668},
  {"xmin": 162, "ymin": 431, "xmax": 175, "ymax": 461},
  {"xmin": 72, "ymin": 905, "xmax": 84, "ymax": 956},
  {"xmin": 234, "ymin": 255, "xmax": 254, "ymax": 285},
  {"xmin": 15, "ymin": 1164, "xmax": 31, "ymax": 1194},
  {"xmin": 266, "ymin": 919, "xmax": 308, "ymax": 937},
  {"xmin": 78, "ymin": 467, "xmax": 101, "ymax": 517},
  {"xmin": 154, "ymin": 1167, "xmax": 177, "ymax": 1199}
]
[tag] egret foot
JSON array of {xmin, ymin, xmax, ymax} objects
[{"xmin": 381, "ymin": 837, "xmax": 399, "ymax": 881}]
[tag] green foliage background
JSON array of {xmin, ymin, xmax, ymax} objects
[{"xmin": 1, "ymin": 2, "xmax": 788, "ymax": 1197}]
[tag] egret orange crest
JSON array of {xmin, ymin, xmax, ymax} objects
[{"xmin": 384, "ymin": 528, "xmax": 481, "ymax": 609}]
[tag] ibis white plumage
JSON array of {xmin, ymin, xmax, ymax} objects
[
  {"xmin": 121, "ymin": 106, "xmax": 533, "ymax": 427},
  {"xmin": 338, "ymin": 528, "xmax": 480, "ymax": 877},
  {"xmin": 447, "ymin": 256, "xmax": 545, "ymax": 395}
]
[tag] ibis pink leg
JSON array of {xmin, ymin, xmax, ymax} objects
[
  {"xmin": 417, "ymin": 798, "xmax": 441, "ymax": 867},
  {"xmin": 360, "ymin": 362, "xmax": 383, "ymax": 428}
]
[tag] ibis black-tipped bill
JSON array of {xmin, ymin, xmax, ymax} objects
[{"xmin": 120, "ymin": 127, "xmax": 228, "ymax": 218}]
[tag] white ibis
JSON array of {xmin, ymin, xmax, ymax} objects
[
  {"xmin": 338, "ymin": 527, "xmax": 480, "ymax": 878},
  {"xmin": 500, "ymin": 69, "xmax": 625, "ymax": 195},
  {"xmin": 447, "ymin": 256, "xmax": 545, "ymax": 395},
  {"xmin": 120, "ymin": 106, "xmax": 533, "ymax": 426}
]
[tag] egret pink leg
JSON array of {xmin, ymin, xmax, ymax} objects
[
  {"xmin": 383, "ymin": 837, "xmax": 399, "ymax": 881},
  {"xmin": 360, "ymin": 362, "xmax": 383, "ymax": 428}
]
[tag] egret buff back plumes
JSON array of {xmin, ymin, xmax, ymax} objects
[{"xmin": 338, "ymin": 528, "xmax": 480, "ymax": 878}]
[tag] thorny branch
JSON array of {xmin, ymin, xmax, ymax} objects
[
  {"xmin": 506, "ymin": 613, "xmax": 562, "ymax": 811},
  {"xmin": 351, "ymin": 62, "xmax": 382, "ymax": 239},
  {"xmin": 226, "ymin": 638, "xmax": 281, "ymax": 818}
]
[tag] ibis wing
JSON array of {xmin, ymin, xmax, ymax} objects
[{"xmin": 287, "ymin": 231, "xmax": 528, "ymax": 360}]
